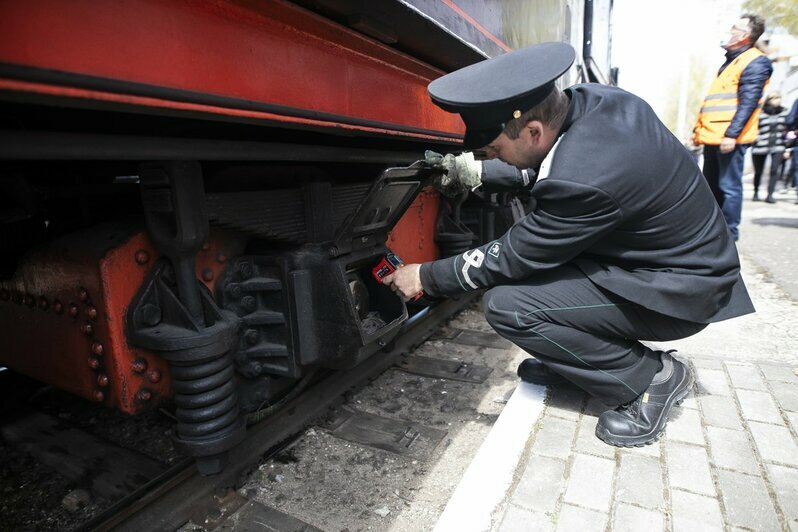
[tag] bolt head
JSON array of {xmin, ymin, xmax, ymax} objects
[
  {"xmin": 81, "ymin": 323, "xmax": 94, "ymax": 335},
  {"xmin": 147, "ymin": 369, "xmax": 162, "ymax": 383},
  {"xmin": 241, "ymin": 295, "xmax": 256, "ymax": 312},
  {"xmin": 78, "ymin": 287, "xmax": 88, "ymax": 302},
  {"xmin": 53, "ymin": 300, "xmax": 63, "ymax": 314},
  {"xmin": 132, "ymin": 358, "xmax": 148, "ymax": 373},
  {"xmin": 244, "ymin": 329, "xmax": 259, "ymax": 345},
  {"xmin": 91, "ymin": 342, "xmax": 104, "ymax": 356},
  {"xmin": 93, "ymin": 390, "xmax": 105, "ymax": 402},
  {"xmin": 217, "ymin": 252, "xmax": 227, "ymax": 264},
  {"xmin": 86, "ymin": 307, "xmax": 98, "ymax": 320},
  {"xmin": 238, "ymin": 262, "xmax": 254, "ymax": 279},
  {"xmin": 227, "ymin": 284, "xmax": 243, "ymax": 300},
  {"xmin": 202, "ymin": 268, "xmax": 214, "ymax": 282},
  {"xmin": 68, "ymin": 303, "xmax": 79, "ymax": 317},
  {"xmin": 134, "ymin": 249, "xmax": 150, "ymax": 265},
  {"xmin": 139, "ymin": 303, "xmax": 162, "ymax": 327},
  {"xmin": 136, "ymin": 388, "xmax": 152, "ymax": 401},
  {"xmin": 38, "ymin": 297, "xmax": 49, "ymax": 310},
  {"xmin": 97, "ymin": 374, "xmax": 109, "ymax": 387},
  {"xmin": 88, "ymin": 356, "xmax": 100, "ymax": 369}
]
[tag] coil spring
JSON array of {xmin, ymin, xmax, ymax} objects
[{"xmin": 169, "ymin": 353, "xmax": 240, "ymax": 440}]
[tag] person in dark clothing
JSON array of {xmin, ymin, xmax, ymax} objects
[
  {"xmin": 751, "ymin": 92, "xmax": 789, "ymax": 202},
  {"xmin": 384, "ymin": 42, "xmax": 754, "ymax": 447},
  {"xmin": 693, "ymin": 14, "xmax": 773, "ymax": 240},
  {"xmin": 786, "ymin": 98, "xmax": 798, "ymax": 202}
]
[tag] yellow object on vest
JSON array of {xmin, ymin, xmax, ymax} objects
[{"xmin": 693, "ymin": 48, "xmax": 769, "ymax": 146}]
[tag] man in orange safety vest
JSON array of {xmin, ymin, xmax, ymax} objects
[{"xmin": 693, "ymin": 14, "xmax": 772, "ymax": 241}]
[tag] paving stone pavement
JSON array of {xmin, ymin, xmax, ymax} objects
[
  {"xmin": 490, "ymin": 250, "xmax": 798, "ymax": 531},
  {"xmin": 494, "ymin": 355, "xmax": 798, "ymax": 532}
]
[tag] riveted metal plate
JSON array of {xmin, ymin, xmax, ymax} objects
[
  {"xmin": 431, "ymin": 327, "xmax": 514, "ymax": 349},
  {"xmin": 395, "ymin": 355, "xmax": 493, "ymax": 383},
  {"xmin": 327, "ymin": 407, "xmax": 446, "ymax": 459}
]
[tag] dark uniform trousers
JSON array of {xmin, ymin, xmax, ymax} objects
[{"xmin": 482, "ymin": 264, "xmax": 707, "ymax": 406}]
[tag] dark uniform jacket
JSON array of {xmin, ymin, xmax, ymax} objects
[{"xmin": 420, "ymin": 84, "xmax": 755, "ymax": 324}]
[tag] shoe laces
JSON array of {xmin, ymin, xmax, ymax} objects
[{"xmin": 617, "ymin": 395, "xmax": 642, "ymax": 415}]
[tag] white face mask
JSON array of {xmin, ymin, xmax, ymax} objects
[
  {"xmin": 720, "ymin": 21, "xmax": 750, "ymax": 50},
  {"xmin": 719, "ymin": 33, "xmax": 733, "ymax": 48}
]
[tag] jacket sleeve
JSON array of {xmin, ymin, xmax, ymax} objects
[
  {"xmin": 725, "ymin": 55, "xmax": 773, "ymax": 140},
  {"xmin": 419, "ymin": 179, "xmax": 623, "ymax": 297},
  {"xmin": 787, "ymin": 99, "xmax": 798, "ymax": 130},
  {"xmin": 480, "ymin": 159, "xmax": 535, "ymax": 192}
]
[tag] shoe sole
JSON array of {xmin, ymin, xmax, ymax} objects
[
  {"xmin": 518, "ymin": 375, "xmax": 569, "ymax": 386},
  {"xmin": 595, "ymin": 363, "xmax": 694, "ymax": 448},
  {"xmin": 517, "ymin": 363, "xmax": 569, "ymax": 386}
]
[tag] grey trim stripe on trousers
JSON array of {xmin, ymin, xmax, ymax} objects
[{"xmin": 482, "ymin": 264, "xmax": 707, "ymax": 405}]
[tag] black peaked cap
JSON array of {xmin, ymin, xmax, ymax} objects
[{"xmin": 428, "ymin": 42, "xmax": 576, "ymax": 149}]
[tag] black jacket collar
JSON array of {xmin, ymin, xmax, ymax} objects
[
  {"xmin": 720, "ymin": 45, "xmax": 753, "ymax": 72},
  {"xmin": 560, "ymin": 88, "xmax": 580, "ymax": 135}
]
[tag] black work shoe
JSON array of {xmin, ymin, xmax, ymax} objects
[
  {"xmin": 595, "ymin": 351, "xmax": 692, "ymax": 447},
  {"xmin": 517, "ymin": 358, "xmax": 568, "ymax": 385}
]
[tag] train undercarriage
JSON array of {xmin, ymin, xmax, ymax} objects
[{"xmin": 0, "ymin": 0, "xmax": 612, "ymax": 472}]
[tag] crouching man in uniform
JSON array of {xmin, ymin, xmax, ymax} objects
[{"xmin": 383, "ymin": 43, "xmax": 754, "ymax": 447}]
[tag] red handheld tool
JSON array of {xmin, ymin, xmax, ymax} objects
[{"xmin": 372, "ymin": 252, "xmax": 423, "ymax": 301}]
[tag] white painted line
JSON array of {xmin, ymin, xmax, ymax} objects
[{"xmin": 433, "ymin": 381, "xmax": 547, "ymax": 532}]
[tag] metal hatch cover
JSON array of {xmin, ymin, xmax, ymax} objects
[
  {"xmin": 395, "ymin": 355, "xmax": 493, "ymax": 383},
  {"xmin": 333, "ymin": 163, "xmax": 440, "ymax": 253},
  {"xmin": 431, "ymin": 327, "xmax": 515, "ymax": 350},
  {"xmin": 326, "ymin": 406, "xmax": 447, "ymax": 459}
]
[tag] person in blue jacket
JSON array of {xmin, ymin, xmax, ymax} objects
[{"xmin": 384, "ymin": 43, "xmax": 754, "ymax": 447}]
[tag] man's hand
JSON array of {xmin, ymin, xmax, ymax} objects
[
  {"xmin": 425, "ymin": 151, "xmax": 482, "ymax": 197},
  {"xmin": 720, "ymin": 137, "xmax": 737, "ymax": 154},
  {"xmin": 382, "ymin": 263, "xmax": 423, "ymax": 301}
]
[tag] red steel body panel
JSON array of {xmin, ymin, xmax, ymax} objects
[
  {"xmin": 387, "ymin": 187, "xmax": 440, "ymax": 265},
  {"xmin": 0, "ymin": 0, "xmax": 465, "ymax": 141},
  {"xmin": 0, "ymin": 227, "xmax": 244, "ymax": 414}
]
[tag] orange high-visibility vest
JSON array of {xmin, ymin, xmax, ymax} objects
[{"xmin": 693, "ymin": 47, "xmax": 769, "ymax": 145}]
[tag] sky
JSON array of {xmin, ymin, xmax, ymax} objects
[{"xmin": 612, "ymin": 0, "xmax": 744, "ymax": 129}]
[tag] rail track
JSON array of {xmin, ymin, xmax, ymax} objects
[{"xmin": 1, "ymin": 295, "xmax": 480, "ymax": 531}]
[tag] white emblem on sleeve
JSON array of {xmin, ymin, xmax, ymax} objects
[{"xmin": 461, "ymin": 249, "xmax": 485, "ymax": 289}]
